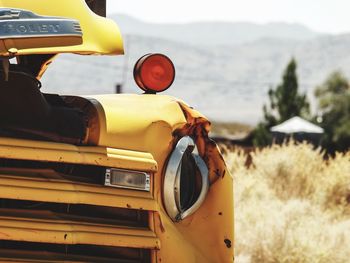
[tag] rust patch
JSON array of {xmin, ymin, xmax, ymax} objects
[
  {"xmin": 222, "ymin": 170, "xmax": 226, "ymax": 178},
  {"xmin": 155, "ymin": 212, "xmax": 165, "ymax": 233},
  {"xmin": 0, "ymin": 232, "xmax": 10, "ymax": 238},
  {"xmin": 173, "ymin": 101, "xmax": 227, "ymax": 185},
  {"xmin": 224, "ymin": 238, "xmax": 232, "ymax": 248}
]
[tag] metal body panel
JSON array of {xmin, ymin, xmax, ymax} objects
[
  {"xmin": 87, "ymin": 94, "xmax": 188, "ymax": 151},
  {"xmin": 0, "ymin": 0, "xmax": 123, "ymax": 56}
]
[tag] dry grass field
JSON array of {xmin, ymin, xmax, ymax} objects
[{"xmin": 223, "ymin": 142, "xmax": 350, "ymax": 263}]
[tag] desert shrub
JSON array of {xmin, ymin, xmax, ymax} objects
[
  {"xmin": 226, "ymin": 142, "xmax": 350, "ymax": 263},
  {"xmin": 321, "ymin": 152, "xmax": 350, "ymax": 215},
  {"xmin": 250, "ymin": 142, "xmax": 325, "ymax": 201}
]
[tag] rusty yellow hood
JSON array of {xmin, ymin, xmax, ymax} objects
[
  {"xmin": 84, "ymin": 94, "xmax": 223, "ymax": 183},
  {"xmin": 87, "ymin": 94, "xmax": 194, "ymax": 151}
]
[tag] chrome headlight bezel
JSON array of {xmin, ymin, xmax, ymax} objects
[{"xmin": 163, "ymin": 136, "xmax": 209, "ymax": 222}]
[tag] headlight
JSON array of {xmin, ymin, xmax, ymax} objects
[{"xmin": 163, "ymin": 136, "xmax": 209, "ymax": 222}]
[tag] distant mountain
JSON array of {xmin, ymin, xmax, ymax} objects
[
  {"xmin": 110, "ymin": 14, "xmax": 321, "ymax": 46},
  {"xmin": 41, "ymin": 15, "xmax": 348, "ymax": 124}
]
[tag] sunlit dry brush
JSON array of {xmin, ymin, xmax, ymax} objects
[
  {"xmin": 251, "ymin": 142, "xmax": 326, "ymax": 202},
  {"xmin": 225, "ymin": 143, "xmax": 350, "ymax": 263},
  {"xmin": 321, "ymin": 151, "xmax": 350, "ymax": 215}
]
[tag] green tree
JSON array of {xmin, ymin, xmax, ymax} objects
[
  {"xmin": 315, "ymin": 71, "xmax": 350, "ymax": 152},
  {"xmin": 253, "ymin": 58, "xmax": 310, "ymax": 146}
]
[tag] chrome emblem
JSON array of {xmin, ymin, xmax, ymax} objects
[{"xmin": 0, "ymin": 8, "xmax": 82, "ymax": 39}]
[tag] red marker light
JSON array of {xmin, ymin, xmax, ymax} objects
[{"xmin": 133, "ymin": 53, "xmax": 175, "ymax": 93}]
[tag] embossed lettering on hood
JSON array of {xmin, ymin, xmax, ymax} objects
[{"xmin": 0, "ymin": 8, "xmax": 82, "ymax": 39}]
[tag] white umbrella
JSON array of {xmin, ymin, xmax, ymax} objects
[{"xmin": 270, "ymin": 116, "xmax": 324, "ymax": 134}]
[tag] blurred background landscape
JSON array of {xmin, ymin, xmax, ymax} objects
[{"xmin": 41, "ymin": 14, "xmax": 350, "ymax": 124}]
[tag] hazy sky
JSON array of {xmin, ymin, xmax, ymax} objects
[{"xmin": 107, "ymin": 0, "xmax": 350, "ymax": 34}]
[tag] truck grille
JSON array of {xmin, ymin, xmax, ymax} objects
[{"xmin": 0, "ymin": 158, "xmax": 158, "ymax": 262}]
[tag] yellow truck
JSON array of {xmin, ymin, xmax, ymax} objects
[{"xmin": 0, "ymin": 0, "xmax": 234, "ymax": 262}]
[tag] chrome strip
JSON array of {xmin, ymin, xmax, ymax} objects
[{"xmin": 0, "ymin": 18, "xmax": 82, "ymax": 38}]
